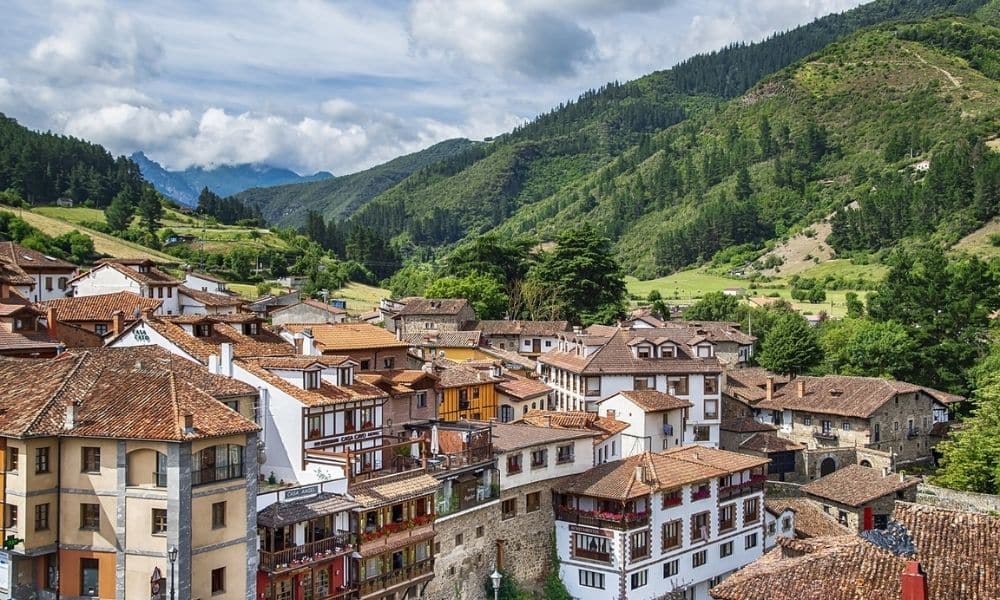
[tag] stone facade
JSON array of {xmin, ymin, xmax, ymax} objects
[
  {"xmin": 807, "ymin": 485, "xmax": 917, "ymax": 533},
  {"xmin": 397, "ymin": 305, "xmax": 477, "ymax": 336}
]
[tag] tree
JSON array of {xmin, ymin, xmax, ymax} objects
[
  {"xmin": 424, "ymin": 273, "xmax": 508, "ymax": 320},
  {"xmin": 648, "ymin": 290, "xmax": 670, "ymax": 321},
  {"xmin": 756, "ymin": 312, "xmax": 822, "ymax": 375},
  {"xmin": 445, "ymin": 233, "xmax": 535, "ymax": 290},
  {"xmin": 845, "ymin": 291, "xmax": 865, "ymax": 318},
  {"xmin": 227, "ymin": 246, "xmax": 256, "ymax": 281},
  {"xmin": 684, "ymin": 292, "xmax": 740, "ymax": 322},
  {"xmin": 735, "ymin": 165, "xmax": 753, "ymax": 202},
  {"xmin": 137, "ymin": 186, "xmax": 163, "ymax": 234},
  {"xmin": 526, "ymin": 225, "xmax": 626, "ymax": 326},
  {"xmin": 104, "ymin": 191, "xmax": 134, "ymax": 232}
]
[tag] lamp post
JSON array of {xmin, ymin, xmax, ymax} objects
[
  {"xmin": 490, "ymin": 567, "xmax": 502, "ymax": 600},
  {"xmin": 168, "ymin": 546, "xmax": 178, "ymax": 600}
]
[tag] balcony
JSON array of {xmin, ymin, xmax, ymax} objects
[
  {"xmin": 191, "ymin": 462, "xmax": 244, "ymax": 486},
  {"xmin": 718, "ymin": 478, "xmax": 765, "ymax": 501},
  {"xmin": 259, "ymin": 533, "xmax": 354, "ymax": 573},
  {"xmin": 437, "ymin": 484, "xmax": 499, "ymax": 517},
  {"xmin": 573, "ymin": 547, "xmax": 611, "ymax": 563},
  {"xmin": 813, "ymin": 429, "xmax": 839, "ymax": 442},
  {"xmin": 691, "ymin": 489, "xmax": 711, "ymax": 502},
  {"xmin": 358, "ymin": 559, "xmax": 434, "ymax": 598},
  {"xmin": 554, "ymin": 505, "xmax": 649, "ymax": 530},
  {"xmin": 662, "ymin": 495, "xmax": 682, "ymax": 508},
  {"xmin": 360, "ymin": 518, "xmax": 434, "ymax": 548}
]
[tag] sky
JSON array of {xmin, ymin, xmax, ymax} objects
[{"xmin": 0, "ymin": 0, "xmax": 867, "ymax": 176}]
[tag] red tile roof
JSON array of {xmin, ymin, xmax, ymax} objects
[
  {"xmin": 739, "ymin": 432, "xmax": 805, "ymax": 453},
  {"xmin": 764, "ymin": 498, "xmax": 852, "ymax": 539},
  {"xmin": 281, "ymin": 323, "xmax": 410, "ymax": 351},
  {"xmin": 395, "ymin": 298, "xmax": 471, "ymax": 316},
  {"xmin": 271, "ymin": 299, "xmax": 347, "ymax": 316},
  {"xmin": 614, "ymin": 390, "xmax": 691, "ymax": 412},
  {"xmin": 38, "ymin": 291, "xmax": 161, "ymax": 322},
  {"xmin": 178, "ymin": 286, "xmax": 244, "ymax": 307},
  {"xmin": 755, "ymin": 375, "xmax": 960, "ymax": 419},
  {"xmin": 496, "ymin": 375, "xmax": 551, "ymax": 400},
  {"xmin": 473, "ymin": 320, "xmax": 570, "ymax": 336},
  {"xmin": 539, "ymin": 328, "xmax": 724, "ymax": 375},
  {"xmin": 0, "ymin": 241, "xmax": 76, "ymax": 270},
  {"xmin": 516, "ymin": 409, "xmax": 629, "ymax": 443},
  {"xmin": 237, "ymin": 358, "xmax": 387, "ymax": 407},
  {"xmin": 801, "ymin": 465, "xmax": 919, "ymax": 507},
  {"xmin": 138, "ymin": 317, "xmax": 294, "ymax": 363},
  {"xmin": 720, "ymin": 417, "xmax": 778, "ymax": 433}
]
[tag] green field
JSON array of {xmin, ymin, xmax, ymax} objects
[
  {"xmin": 330, "ymin": 282, "xmax": 388, "ymax": 314},
  {"xmin": 18, "ymin": 208, "xmax": 176, "ymax": 262}
]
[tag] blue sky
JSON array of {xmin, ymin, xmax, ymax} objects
[{"xmin": 0, "ymin": 0, "xmax": 866, "ymax": 175}]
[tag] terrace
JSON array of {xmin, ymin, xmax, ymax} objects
[{"xmin": 554, "ymin": 495, "xmax": 650, "ymax": 531}]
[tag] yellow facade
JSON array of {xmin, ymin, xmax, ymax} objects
[
  {"xmin": 436, "ymin": 347, "xmax": 495, "ymax": 362},
  {"xmin": 439, "ymin": 382, "xmax": 497, "ymax": 421}
]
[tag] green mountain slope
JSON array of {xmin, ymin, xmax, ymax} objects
[{"xmin": 236, "ymin": 138, "xmax": 477, "ymax": 226}]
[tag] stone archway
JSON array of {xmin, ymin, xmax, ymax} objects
[
  {"xmin": 859, "ymin": 459, "xmax": 872, "ymax": 468},
  {"xmin": 820, "ymin": 457, "xmax": 837, "ymax": 477}
]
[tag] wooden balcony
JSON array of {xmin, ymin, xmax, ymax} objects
[
  {"xmin": 259, "ymin": 533, "xmax": 354, "ymax": 573},
  {"xmin": 554, "ymin": 505, "xmax": 649, "ymax": 530},
  {"xmin": 359, "ymin": 521, "xmax": 434, "ymax": 550},
  {"xmin": 358, "ymin": 559, "xmax": 435, "ymax": 598}
]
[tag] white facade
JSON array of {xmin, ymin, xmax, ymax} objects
[
  {"xmin": 26, "ymin": 270, "xmax": 76, "ymax": 302},
  {"xmin": 557, "ymin": 475, "xmax": 766, "ymax": 600},
  {"xmin": 185, "ymin": 272, "xmax": 229, "ymax": 293},
  {"xmin": 764, "ymin": 506, "xmax": 796, "ymax": 551},
  {"xmin": 72, "ymin": 264, "xmax": 180, "ymax": 315},
  {"xmin": 597, "ymin": 393, "xmax": 686, "ymax": 458},
  {"xmin": 497, "ymin": 435, "xmax": 595, "ymax": 490},
  {"xmin": 178, "ymin": 289, "xmax": 239, "ymax": 315}
]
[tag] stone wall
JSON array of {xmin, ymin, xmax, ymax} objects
[
  {"xmin": 917, "ymin": 483, "xmax": 1000, "ymax": 514},
  {"xmin": 425, "ymin": 478, "xmax": 567, "ymax": 600},
  {"xmin": 867, "ymin": 391, "xmax": 939, "ymax": 466}
]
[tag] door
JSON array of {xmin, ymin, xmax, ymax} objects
[
  {"xmin": 532, "ymin": 338, "xmax": 541, "ymax": 353},
  {"xmin": 820, "ymin": 457, "xmax": 836, "ymax": 477}
]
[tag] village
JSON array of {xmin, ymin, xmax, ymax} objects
[{"xmin": 0, "ymin": 243, "xmax": 993, "ymax": 600}]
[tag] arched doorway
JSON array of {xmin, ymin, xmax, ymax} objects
[
  {"xmin": 820, "ymin": 457, "xmax": 836, "ymax": 477},
  {"xmin": 859, "ymin": 459, "xmax": 872, "ymax": 468}
]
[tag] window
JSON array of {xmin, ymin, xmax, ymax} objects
[
  {"xmin": 212, "ymin": 502, "xmax": 226, "ymax": 529},
  {"xmin": 745, "ymin": 533, "xmax": 758, "ymax": 549},
  {"xmin": 662, "ymin": 519, "xmax": 681, "ymax": 550},
  {"xmin": 499, "ymin": 405, "xmax": 514, "ymax": 422},
  {"xmin": 157, "ymin": 287, "xmax": 163, "ymax": 298},
  {"xmin": 472, "ymin": 387, "xmax": 480, "ymax": 399},
  {"xmin": 803, "ymin": 415, "xmax": 812, "ymax": 426},
  {"xmin": 720, "ymin": 541, "xmax": 733, "ymax": 558},
  {"xmin": 704, "ymin": 375, "xmax": 718, "ymax": 394},
  {"xmin": 454, "ymin": 533, "xmax": 463, "ymax": 546},
  {"xmin": 80, "ymin": 503, "xmax": 100, "ymax": 530},
  {"xmin": 637, "ymin": 345, "xmax": 652, "ymax": 358},
  {"xmin": 630, "ymin": 570, "xmax": 648, "ymax": 589},
  {"xmin": 35, "ymin": 503, "xmax": 49, "ymax": 531},
  {"xmin": 192, "ymin": 444, "xmax": 244, "ymax": 486},
  {"xmin": 744, "ymin": 497, "xmax": 760, "ymax": 523},
  {"xmin": 501, "ymin": 499, "xmax": 516, "ymax": 520},
  {"xmin": 306, "ymin": 415, "xmax": 322, "ymax": 439},
  {"xmin": 838, "ymin": 510, "xmax": 848, "ymax": 525},
  {"xmin": 2, "ymin": 504, "xmax": 16, "ymax": 530},
  {"xmin": 660, "ymin": 344, "xmax": 676, "ymax": 358},
  {"xmin": 45, "ymin": 276, "xmax": 53, "ymax": 291},
  {"xmin": 874, "ymin": 514, "xmax": 890, "ymax": 530},
  {"xmin": 458, "ymin": 389, "xmax": 469, "ymax": 410},
  {"xmin": 693, "ymin": 425, "xmax": 711, "ymax": 442},
  {"xmin": 782, "ymin": 516, "xmax": 792, "ymax": 531},
  {"xmin": 507, "ymin": 454, "xmax": 522, "ymax": 474},
  {"xmin": 579, "ymin": 569, "xmax": 605, "ymax": 589},
  {"xmin": 526, "ymin": 492, "xmax": 540, "ymax": 513},
  {"xmin": 584, "ymin": 377, "xmax": 601, "ymax": 397},
  {"xmin": 704, "ymin": 397, "xmax": 718, "ymax": 419},
  {"xmin": 574, "ymin": 533, "xmax": 610, "ymax": 561},
  {"xmin": 692, "ymin": 550, "xmax": 707, "ymax": 568},
  {"xmin": 359, "ymin": 359, "xmax": 371, "ymax": 371},
  {"xmin": 81, "ymin": 558, "xmax": 100, "ymax": 596},
  {"xmin": 166, "ymin": 287, "xmax": 172, "ymax": 298},
  {"xmin": 894, "ymin": 420, "xmax": 899, "ymax": 432},
  {"xmin": 692, "ymin": 483, "xmax": 710, "ymax": 501},
  {"xmin": 821, "ymin": 420, "xmax": 832, "ymax": 434},
  {"xmin": 843, "ymin": 421, "xmax": 851, "ymax": 431},
  {"xmin": 719, "ymin": 503, "xmax": 735, "ymax": 531},
  {"xmin": 303, "ymin": 370, "xmax": 321, "ymax": 390},
  {"xmin": 94, "ymin": 323, "xmax": 108, "ymax": 335},
  {"xmin": 630, "ymin": 531, "xmax": 650, "ymax": 561},
  {"xmin": 4, "ymin": 447, "xmax": 17, "ymax": 472},
  {"xmin": 768, "ymin": 522, "xmax": 776, "ymax": 535},
  {"xmin": 663, "ymin": 559, "xmax": 679, "ymax": 578},
  {"xmin": 381, "ymin": 356, "xmax": 395, "ymax": 369},
  {"xmin": 195, "ymin": 324, "xmax": 211, "ymax": 337},
  {"xmin": 530, "ymin": 449, "xmax": 547, "ymax": 468},
  {"xmin": 152, "ymin": 509, "xmax": 167, "ymax": 534},
  {"xmin": 211, "ymin": 567, "xmax": 225, "ymax": 595},
  {"xmin": 476, "ymin": 526, "xmax": 485, "ymax": 538},
  {"xmin": 82, "ymin": 447, "xmax": 101, "ymax": 473},
  {"xmin": 662, "ymin": 489, "xmax": 682, "ymax": 508},
  {"xmin": 633, "ymin": 376, "xmax": 654, "ymax": 391},
  {"xmin": 545, "ymin": 340, "xmax": 552, "ymax": 347},
  {"xmin": 691, "ymin": 512, "xmax": 710, "ymax": 541},
  {"xmin": 667, "ymin": 376, "xmax": 689, "ymax": 396},
  {"xmin": 58, "ymin": 277, "xmax": 68, "ymax": 290},
  {"xmin": 415, "ymin": 391, "xmax": 427, "ymax": 408},
  {"xmin": 556, "ymin": 444, "xmax": 574, "ymax": 464}
]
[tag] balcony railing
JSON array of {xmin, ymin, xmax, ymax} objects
[
  {"xmin": 573, "ymin": 548, "xmax": 611, "ymax": 563},
  {"xmin": 358, "ymin": 559, "xmax": 434, "ymax": 597},
  {"xmin": 360, "ymin": 517, "xmax": 434, "ymax": 546},
  {"xmin": 813, "ymin": 429, "xmax": 839, "ymax": 441},
  {"xmin": 437, "ymin": 484, "xmax": 499, "ymax": 517},
  {"xmin": 554, "ymin": 505, "xmax": 649, "ymax": 530},
  {"xmin": 192, "ymin": 463, "xmax": 244, "ymax": 486},
  {"xmin": 662, "ymin": 495, "xmax": 682, "ymax": 508},
  {"xmin": 691, "ymin": 489, "xmax": 711, "ymax": 502},
  {"xmin": 718, "ymin": 479, "xmax": 765, "ymax": 500},
  {"xmin": 259, "ymin": 533, "xmax": 355, "ymax": 573}
]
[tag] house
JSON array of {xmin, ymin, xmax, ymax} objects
[
  {"xmin": 177, "ymin": 285, "xmax": 244, "ymax": 315},
  {"xmin": 800, "ymin": 465, "xmax": 919, "ymax": 532},
  {"xmin": 471, "ymin": 319, "xmax": 570, "ymax": 356},
  {"xmin": 710, "ymin": 503, "xmax": 1000, "ymax": 600},
  {"xmin": 0, "ymin": 287, "xmax": 61, "ymax": 357},
  {"xmin": 55, "ymin": 196, "xmax": 73, "ymax": 207},
  {"xmin": 70, "ymin": 259, "xmax": 181, "ymax": 315},
  {"xmin": 495, "ymin": 373, "xmax": 552, "ymax": 421},
  {"xmin": 247, "ymin": 291, "xmax": 300, "ymax": 317},
  {"xmin": 184, "ymin": 271, "xmax": 231, "ymax": 294},
  {"xmin": 763, "ymin": 502, "xmax": 796, "ymax": 550},
  {"xmin": 0, "ymin": 241, "xmax": 78, "ymax": 302},
  {"xmin": 538, "ymin": 327, "xmax": 724, "ymax": 446},
  {"xmin": 516, "ymin": 409, "xmax": 630, "ymax": 465},
  {"xmin": 38, "ymin": 290, "xmax": 161, "ymax": 336},
  {"xmin": 735, "ymin": 432, "xmax": 805, "ymax": 482},
  {"xmin": 723, "ymin": 288, "xmax": 746, "ymax": 297},
  {"xmin": 0, "ymin": 346, "xmax": 260, "ymax": 600},
  {"xmin": 554, "ymin": 446, "xmax": 769, "ymax": 600},
  {"xmin": 751, "ymin": 375, "xmax": 962, "ymax": 476},
  {"xmin": 722, "ymin": 368, "xmax": 790, "ymax": 419},
  {"xmin": 763, "ymin": 498, "xmax": 851, "ymax": 539},
  {"xmin": 431, "ymin": 359, "xmax": 501, "ymax": 422},
  {"xmin": 393, "ymin": 298, "xmax": 476, "ymax": 335},
  {"xmin": 597, "ymin": 390, "xmax": 690, "ymax": 457},
  {"xmin": 403, "ymin": 330, "xmax": 491, "ymax": 362},
  {"xmin": 280, "ymin": 322, "xmax": 412, "ymax": 370},
  {"xmin": 357, "ymin": 369, "xmax": 440, "ymax": 432},
  {"xmin": 270, "ymin": 299, "xmax": 349, "ymax": 326}
]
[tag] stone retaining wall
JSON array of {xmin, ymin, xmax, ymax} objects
[{"xmin": 917, "ymin": 483, "xmax": 1000, "ymax": 514}]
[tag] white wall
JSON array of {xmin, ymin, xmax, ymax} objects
[{"xmin": 498, "ymin": 437, "xmax": 593, "ymax": 490}]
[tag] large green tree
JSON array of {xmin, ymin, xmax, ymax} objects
[
  {"xmin": 818, "ymin": 318, "xmax": 917, "ymax": 378},
  {"xmin": 684, "ymin": 292, "xmax": 740, "ymax": 322},
  {"xmin": 527, "ymin": 225, "xmax": 626, "ymax": 326},
  {"xmin": 104, "ymin": 191, "xmax": 134, "ymax": 232},
  {"xmin": 756, "ymin": 312, "xmax": 822, "ymax": 375},
  {"xmin": 445, "ymin": 233, "xmax": 535, "ymax": 290},
  {"xmin": 137, "ymin": 186, "xmax": 163, "ymax": 234},
  {"xmin": 424, "ymin": 273, "xmax": 508, "ymax": 320}
]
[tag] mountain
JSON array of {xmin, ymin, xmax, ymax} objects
[
  {"xmin": 130, "ymin": 151, "xmax": 333, "ymax": 206},
  {"xmin": 236, "ymin": 138, "xmax": 478, "ymax": 226},
  {"xmin": 337, "ymin": 0, "xmax": 995, "ymax": 278}
]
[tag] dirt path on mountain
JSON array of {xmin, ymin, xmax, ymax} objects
[{"xmin": 905, "ymin": 47, "xmax": 961, "ymax": 88}]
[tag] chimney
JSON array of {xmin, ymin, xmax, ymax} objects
[
  {"xmin": 634, "ymin": 465, "xmax": 645, "ymax": 483},
  {"xmin": 901, "ymin": 561, "xmax": 928, "ymax": 600},
  {"xmin": 766, "ymin": 377, "xmax": 774, "ymax": 402},
  {"xmin": 220, "ymin": 342, "xmax": 234, "ymax": 377},
  {"xmin": 797, "ymin": 379, "xmax": 805, "ymax": 399},
  {"xmin": 882, "ymin": 467, "xmax": 890, "ymax": 477},
  {"xmin": 208, "ymin": 354, "xmax": 220, "ymax": 375},
  {"xmin": 606, "ymin": 409, "xmax": 616, "ymax": 420},
  {"xmin": 300, "ymin": 329, "xmax": 315, "ymax": 356},
  {"xmin": 47, "ymin": 306, "xmax": 58, "ymax": 339},
  {"xmin": 64, "ymin": 403, "xmax": 76, "ymax": 430},
  {"xmin": 141, "ymin": 307, "xmax": 155, "ymax": 320},
  {"xmin": 111, "ymin": 310, "xmax": 125, "ymax": 337},
  {"xmin": 183, "ymin": 413, "xmax": 194, "ymax": 433}
]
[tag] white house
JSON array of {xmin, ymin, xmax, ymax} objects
[
  {"xmin": 492, "ymin": 422, "xmax": 596, "ymax": 491},
  {"xmin": 597, "ymin": 390, "xmax": 690, "ymax": 457},
  {"xmin": 554, "ymin": 446, "xmax": 769, "ymax": 600},
  {"xmin": 185, "ymin": 271, "xmax": 231, "ymax": 294},
  {"xmin": 70, "ymin": 259, "xmax": 182, "ymax": 315},
  {"xmin": 515, "ymin": 410, "xmax": 630, "ymax": 466},
  {"xmin": 177, "ymin": 285, "xmax": 243, "ymax": 315},
  {"xmin": 0, "ymin": 241, "xmax": 78, "ymax": 302},
  {"xmin": 763, "ymin": 501, "xmax": 796, "ymax": 551},
  {"xmin": 538, "ymin": 327, "xmax": 725, "ymax": 447}
]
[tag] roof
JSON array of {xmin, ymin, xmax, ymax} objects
[
  {"xmin": 350, "ymin": 472, "xmax": 441, "ymax": 508},
  {"xmin": 516, "ymin": 409, "xmax": 629, "ymax": 443},
  {"xmin": 0, "ymin": 330, "xmax": 60, "ymax": 353},
  {"xmin": 725, "ymin": 368, "xmax": 790, "ymax": 404},
  {"xmin": 720, "ymin": 417, "xmax": 778, "ymax": 433},
  {"xmin": 395, "ymin": 298, "xmax": 472, "ymax": 317},
  {"xmin": 257, "ymin": 493, "xmax": 358, "ymax": 528},
  {"xmin": 402, "ymin": 330, "xmax": 482, "ymax": 348},
  {"xmin": 495, "ymin": 375, "xmax": 551, "ymax": 400},
  {"xmin": 356, "ymin": 369, "xmax": 438, "ymax": 396},
  {"xmin": 739, "ymin": 432, "xmax": 805, "ymax": 453},
  {"xmin": 252, "ymin": 356, "xmax": 355, "ymax": 369},
  {"xmin": 186, "ymin": 271, "xmax": 227, "ymax": 284},
  {"xmin": 237, "ymin": 358, "xmax": 387, "ymax": 408},
  {"xmin": 472, "ymin": 320, "xmax": 570, "ymax": 336},
  {"xmin": 433, "ymin": 359, "xmax": 498, "ymax": 388},
  {"xmin": 490, "ymin": 421, "xmax": 596, "ymax": 453},
  {"xmin": 539, "ymin": 328, "xmax": 724, "ymax": 375},
  {"xmin": 755, "ymin": 375, "xmax": 954, "ymax": 419},
  {"xmin": 801, "ymin": 465, "xmax": 919, "ymax": 507},
  {"xmin": 612, "ymin": 390, "xmax": 691, "ymax": 412},
  {"xmin": 271, "ymin": 299, "xmax": 348, "ymax": 317},
  {"xmin": 556, "ymin": 446, "xmax": 768, "ymax": 501},
  {"xmin": 178, "ymin": 286, "xmax": 244, "ymax": 307},
  {"xmin": 480, "ymin": 344, "xmax": 537, "ymax": 370},
  {"xmin": 0, "ymin": 241, "xmax": 76, "ymax": 270},
  {"xmin": 86, "ymin": 260, "xmax": 180, "ymax": 286},
  {"xmin": 38, "ymin": 291, "xmax": 161, "ymax": 322},
  {"xmin": 710, "ymin": 503, "xmax": 1000, "ymax": 600},
  {"xmin": 0, "ymin": 345, "xmax": 257, "ymax": 440},
  {"xmin": 282, "ymin": 323, "xmax": 410, "ymax": 351},
  {"xmin": 764, "ymin": 498, "xmax": 853, "ymax": 539},
  {"xmin": 136, "ymin": 317, "xmax": 294, "ymax": 363}
]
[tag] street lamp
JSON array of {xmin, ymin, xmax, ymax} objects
[
  {"xmin": 167, "ymin": 546, "xmax": 178, "ymax": 600},
  {"xmin": 490, "ymin": 567, "xmax": 502, "ymax": 600}
]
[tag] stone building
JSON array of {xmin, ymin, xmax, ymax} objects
[
  {"xmin": 270, "ymin": 299, "xmax": 349, "ymax": 326},
  {"xmin": 800, "ymin": 464, "xmax": 919, "ymax": 532},
  {"xmin": 393, "ymin": 298, "xmax": 477, "ymax": 335}
]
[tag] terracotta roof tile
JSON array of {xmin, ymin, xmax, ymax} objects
[
  {"xmin": 350, "ymin": 472, "xmax": 440, "ymax": 508},
  {"xmin": 0, "ymin": 241, "xmax": 76, "ymax": 270},
  {"xmin": 754, "ymin": 375, "xmax": 956, "ymax": 418},
  {"xmin": 0, "ymin": 330, "xmax": 60, "ymax": 353},
  {"xmin": 38, "ymin": 291, "xmax": 161, "ymax": 322},
  {"xmin": 272, "ymin": 299, "xmax": 348, "ymax": 317},
  {"xmin": 395, "ymin": 298, "xmax": 471, "ymax": 316},
  {"xmin": 739, "ymin": 432, "xmax": 805, "ymax": 453},
  {"xmin": 516, "ymin": 410, "xmax": 629, "ymax": 444},
  {"xmin": 764, "ymin": 498, "xmax": 852, "ymax": 539},
  {"xmin": 142, "ymin": 318, "xmax": 294, "ymax": 363},
  {"xmin": 721, "ymin": 417, "xmax": 778, "ymax": 433},
  {"xmin": 403, "ymin": 330, "xmax": 481, "ymax": 348},
  {"xmin": 257, "ymin": 493, "xmax": 358, "ymax": 528},
  {"xmin": 432, "ymin": 359, "xmax": 498, "ymax": 388},
  {"xmin": 472, "ymin": 320, "xmax": 570, "ymax": 336},
  {"xmin": 282, "ymin": 323, "xmax": 410, "ymax": 351},
  {"xmin": 490, "ymin": 421, "xmax": 596, "ymax": 453},
  {"xmin": 801, "ymin": 465, "xmax": 919, "ymax": 507},
  {"xmin": 178, "ymin": 286, "xmax": 244, "ymax": 307},
  {"xmin": 237, "ymin": 359, "xmax": 387, "ymax": 407},
  {"xmin": 539, "ymin": 328, "xmax": 723, "ymax": 375},
  {"xmin": 496, "ymin": 375, "xmax": 551, "ymax": 400},
  {"xmin": 614, "ymin": 390, "xmax": 691, "ymax": 412}
]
